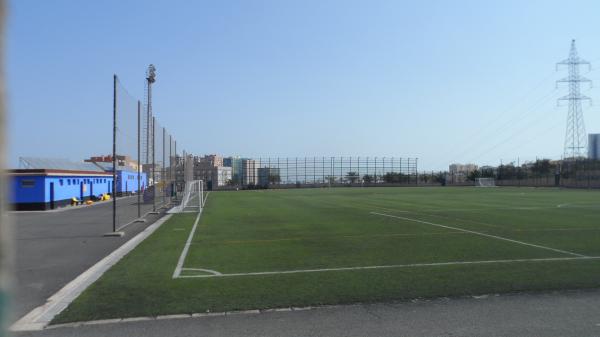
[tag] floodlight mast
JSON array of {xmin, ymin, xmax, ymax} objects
[
  {"xmin": 145, "ymin": 64, "xmax": 157, "ymax": 211},
  {"xmin": 146, "ymin": 64, "xmax": 156, "ymax": 83},
  {"xmin": 145, "ymin": 64, "xmax": 156, "ymax": 166}
]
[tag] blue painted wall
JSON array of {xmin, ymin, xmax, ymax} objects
[
  {"xmin": 117, "ymin": 171, "xmax": 147, "ymax": 194},
  {"xmin": 11, "ymin": 176, "xmax": 45, "ymax": 203}
]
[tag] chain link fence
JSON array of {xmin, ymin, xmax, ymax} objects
[
  {"xmin": 441, "ymin": 158, "xmax": 600, "ymax": 188},
  {"xmin": 111, "ymin": 74, "xmax": 180, "ymax": 232},
  {"xmin": 207, "ymin": 157, "xmax": 419, "ymax": 190}
]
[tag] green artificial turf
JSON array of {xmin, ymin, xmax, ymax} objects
[{"xmin": 54, "ymin": 187, "xmax": 600, "ymax": 323}]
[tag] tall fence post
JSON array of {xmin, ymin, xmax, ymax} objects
[
  {"xmin": 152, "ymin": 116, "xmax": 156, "ymax": 212},
  {"xmin": 174, "ymin": 141, "xmax": 177, "ymax": 196},
  {"xmin": 0, "ymin": 5, "xmax": 11, "ymax": 331},
  {"xmin": 415, "ymin": 158, "xmax": 419, "ymax": 185},
  {"xmin": 112, "ymin": 74, "xmax": 117, "ymax": 233},
  {"xmin": 162, "ymin": 127, "xmax": 165, "ymax": 204},
  {"xmin": 137, "ymin": 100, "xmax": 141, "ymax": 218},
  {"xmin": 169, "ymin": 135, "xmax": 172, "ymax": 200}
]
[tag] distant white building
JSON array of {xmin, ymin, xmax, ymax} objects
[
  {"xmin": 214, "ymin": 166, "xmax": 232, "ymax": 187},
  {"xmin": 449, "ymin": 163, "xmax": 478, "ymax": 175},
  {"xmin": 242, "ymin": 159, "xmax": 257, "ymax": 185},
  {"xmin": 589, "ymin": 134, "xmax": 600, "ymax": 160},
  {"xmin": 193, "ymin": 161, "xmax": 232, "ymax": 187},
  {"xmin": 449, "ymin": 163, "xmax": 478, "ymax": 182}
]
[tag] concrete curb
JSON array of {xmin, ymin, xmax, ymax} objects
[
  {"xmin": 10, "ymin": 213, "xmax": 174, "ymax": 332},
  {"xmin": 43, "ymin": 307, "xmax": 318, "ymax": 330}
]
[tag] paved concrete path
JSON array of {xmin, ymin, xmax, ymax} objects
[
  {"xmin": 13, "ymin": 289, "xmax": 600, "ymax": 337},
  {"xmin": 10, "ymin": 196, "xmax": 168, "ymax": 322}
]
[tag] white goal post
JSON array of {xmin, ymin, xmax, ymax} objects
[
  {"xmin": 475, "ymin": 177, "xmax": 496, "ymax": 187},
  {"xmin": 168, "ymin": 180, "xmax": 205, "ymax": 213}
]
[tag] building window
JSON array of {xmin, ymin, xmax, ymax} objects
[
  {"xmin": 59, "ymin": 179, "xmax": 64, "ymax": 186},
  {"xmin": 21, "ymin": 180, "xmax": 35, "ymax": 188},
  {"xmin": 67, "ymin": 179, "xmax": 71, "ymax": 185}
]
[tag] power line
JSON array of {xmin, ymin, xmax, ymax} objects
[
  {"xmin": 431, "ymin": 72, "xmax": 558, "ymax": 170},
  {"xmin": 451, "ymin": 87, "xmax": 559, "ymax": 165}
]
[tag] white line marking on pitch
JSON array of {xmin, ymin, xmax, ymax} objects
[
  {"xmin": 178, "ymin": 256, "xmax": 600, "ymax": 278},
  {"xmin": 10, "ymin": 214, "xmax": 174, "ymax": 332},
  {"xmin": 371, "ymin": 212, "xmax": 587, "ymax": 258},
  {"xmin": 181, "ymin": 268, "xmax": 222, "ymax": 276},
  {"xmin": 172, "ymin": 192, "xmax": 210, "ymax": 279}
]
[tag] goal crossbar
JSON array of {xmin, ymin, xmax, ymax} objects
[
  {"xmin": 168, "ymin": 180, "xmax": 205, "ymax": 213},
  {"xmin": 475, "ymin": 177, "xmax": 496, "ymax": 187}
]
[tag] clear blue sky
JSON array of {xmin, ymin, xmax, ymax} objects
[{"xmin": 6, "ymin": 0, "xmax": 600, "ymax": 170}]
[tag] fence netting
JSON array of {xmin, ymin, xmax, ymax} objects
[
  {"xmin": 215, "ymin": 157, "xmax": 419, "ymax": 189},
  {"xmin": 109, "ymin": 75, "xmax": 179, "ymax": 232},
  {"xmin": 424, "ymin": 158, "xmax": 600, "ymax": 188},
  {"xmin": 113, "ymin": 78, "xmax": 146, "ymax": 230}
]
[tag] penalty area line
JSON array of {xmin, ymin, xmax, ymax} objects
[
  {"xmin": 371, "ymin": 212, "xmax": 587, "ymax": 258},
  {"xmin": 172, "ymin": 192, "xmax": 210, "ymax": 279},
  {"xmin": 177, "ymin": 256, "xmax": 600, "ymax": 279}
]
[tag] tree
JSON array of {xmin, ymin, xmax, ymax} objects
[
  {"xmin": 480, "ymin": 167, "xmax": 495, "ymax": 178},
  {"xmin": 347, "ymin": 172, "xmax": 359, "ymax": 183},
  {"xmin": 434, "ymin": 172, "xmax": 446, "ymax": 185},
  {"xmin": 497, "ymin": 164, "xmax": 517, "ymax": 180},
  {"xmin": 531, "ymin": 159, "xmax": 552, "ymax": 176},
  {"xmin": 384, "ymin": 172, "xmax": 407, "ymax": 183},
  {"xmin": 362, "ymin": 174, "xmax": 373, "ymax": 183},
  {"xmin": 268, "ymin": 174, "xmax": 281, "ymax": 184},
  {"xmin": 467, "ymin": 169, "xmax": 481, "ymax": 181}
]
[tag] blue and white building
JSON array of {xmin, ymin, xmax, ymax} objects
[
  {"xmin": 92, "ymin": 162, "xmax": 147, "ymax": 196},
  {"xmin": 10, "ymin": 157, "xmax": 117, "ymax": 211},
  {"xmin": 10, "ymin": 168, "xmax": 113, "ymax": 210}
]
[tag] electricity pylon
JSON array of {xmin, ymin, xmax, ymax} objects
[{"xmin": 557, "ymin": 39, "xmax": 591, "ymax": 159}]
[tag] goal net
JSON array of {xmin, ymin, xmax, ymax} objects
[
  {"xmin": 168, "ymin": 180, "xmax": 205, "ymax": 213},
  {"xmin": 475, "ymin": 178, "xmax": 496, "ymax": 187}
]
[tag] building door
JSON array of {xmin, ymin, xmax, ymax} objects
[
  {"xmin": 80, "ymin": 182, "xmax": 84, "ymax": 200},
  {"xmin": 90, "ymin": 182, "xmax": 94, "ymax": 198},
  {"xmin": 49, "ymin": 182, "xmax": 55, "ymax": 210}
]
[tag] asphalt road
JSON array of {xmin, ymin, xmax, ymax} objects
[
  {"xmin": 13, "ymin": 289, "xmax": 600, "ymax": 337},
  {"xmin": 10, "ymin": 196, "xmax": 169, "ymax": 323}
]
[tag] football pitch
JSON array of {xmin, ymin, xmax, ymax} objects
[{"xmin": 55, "ymin": 187, "xmax": 600, "ymax": 323}]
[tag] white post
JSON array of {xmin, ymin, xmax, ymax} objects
[{"xmin": 200, "ymin": 180, "xmax": 204, "ymax": 208}]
